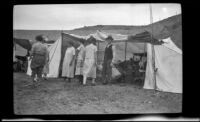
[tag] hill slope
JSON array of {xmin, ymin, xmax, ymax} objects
[{"xmin": 13, "ymin": 14, "xmax": 182, "ymax": 48}]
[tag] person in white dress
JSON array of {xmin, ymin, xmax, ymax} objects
[
  {"xmin": 75, "ymin": 39, "xmax": 86, "ymax": 83},
  {"xmin": 83, "ymin": 36, "xmax": 97, "ymax": 85},
  {"xmin": 62, "ymin": 41, "xmax": 76, "ymax": 82}
]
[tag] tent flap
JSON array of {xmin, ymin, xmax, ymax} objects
[{"xmin": 144, "ymin": 39, "xmax": 182, "ymax": 93}]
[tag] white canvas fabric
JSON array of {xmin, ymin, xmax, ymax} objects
[
  {"xmin": 144, "ymin": 37, "xmax": 182, "ymax": 93},
  {"xmin": 14, "ymin": 43, "xmax": 28, "ymax": 57},
  {"xmin": 27, "ymin": 57, "xmax": 32, "ymax": 76},
  {"xmin": 47, "ymin": 38, "xmax": 62, "ymax": 77},
  {"xmin": 161, "ymin": 37, "xmax": 182, "ymax": 54}
]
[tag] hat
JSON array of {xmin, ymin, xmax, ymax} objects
[
  {"xmin": 35, "ymin": 35, "xmax": 44, "ymax": 42},
  {"xmin": 106, "ymin": 35, "xmax": 114, "ymax": 41},
  {"xmin": 79, "ymin": 39, "xmax": 85, "ymax": 44},
  {"xmin": 87, "ymin": 36, "xmax": 96, "ymax": 43}
]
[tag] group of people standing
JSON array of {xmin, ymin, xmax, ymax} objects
[
  {"xmin": 61, "ymin": 36, "xmax": 97, "ymax": 85},
  {"xmin": 29, "ymin": 34, "xmax": 116, "ymax": 86}
]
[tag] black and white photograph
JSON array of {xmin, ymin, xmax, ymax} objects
[{"xmin": 13, "ymin": 3, "xmax": 183, "ymax": 117}]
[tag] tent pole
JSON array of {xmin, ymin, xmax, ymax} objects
[
  {"xmin": 125, "ymin": 39, "xmax": 127, "ymax": 61},
  {"xmin": 97, "ymin": 39, "xmax": 99, "ymax": 64},
  {"xmin": 58, "ymin": 30, "xmax": 63, "ymax": 77},
  {"xmin": 150, "ymin": 4, "xmax": 157, "ymax": 90}
]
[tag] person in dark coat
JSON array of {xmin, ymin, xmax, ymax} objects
[
  {"xmin": 102, "ymin": 35, "xmax": 116, "ymax": 84},
  {"xmin": 30, "ymin": 35, "xmax": 48, "ymax": 82}
]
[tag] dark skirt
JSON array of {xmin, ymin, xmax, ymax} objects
[{"xmin": 31, "ymin": 55, "xmax": 46, "ymax": 69}]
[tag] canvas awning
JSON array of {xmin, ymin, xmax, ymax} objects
[
  {"xmin": 13, "ymin": 38, "xmax": 32, "ymax": 50},
  {"xmin": 127, "ymin": 31, "xmax": 164, "ymax": 45}
]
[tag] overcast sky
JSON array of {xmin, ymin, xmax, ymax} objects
[{"xmin": 13, "ymin": 4, "xmax": 181, "ymax": 30}]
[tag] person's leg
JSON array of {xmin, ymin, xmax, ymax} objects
[
  {"xmin": 43, "ymin": 73, "xmax": 47, "ymax": 80},
  {"xmin": 92, "ymin": 78, "xmax": 96, "ymax": 85},
  {"xmin": 102, "ymin": 61, "xmax": 108, "ymax": 84},
  {"xmin": 37, "ymin": 66, "xmax": 43, "ymax": 82},
  {"xmin": 31, "ymin": 68, "xmax": 36, "ymax": 82},
  {"xmin": 68, "ymin": 77, "xmax": 72, "ymax": 82},
  {"xmin": 107, "ymin": 60, "xmax": 112, "ymax": 84},
  {"xmin": 103, "ymin": 61, "xmax": 111, "ymax": 84},
  {"xmin": 78, "ymin": 75, "xmax": 83, "ymax": 83},
  {"xmin": 83, "ymin": 74, "xmax": 87, "ymax": 85}
]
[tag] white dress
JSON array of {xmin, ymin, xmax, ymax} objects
[
  {"xmin": 75, "ymin": 44, "xmax": 85, "ymax": 75},
  {"xmin": 83, "ymin": 44, "xmax": 97, "ymax": 78},
  {"xmin": 62, "ymin": 47, "xmax": 75, "ymax": 78}
]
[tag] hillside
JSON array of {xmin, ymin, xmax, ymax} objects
[{"xmin": 13, "ymin": 14, "xmax": 182, "ymax": 48}]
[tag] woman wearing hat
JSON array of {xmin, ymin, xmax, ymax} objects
[
  {"xmin": 82, "ymin": 36, "xmax": 97, "ymax": 85},
  {"xmin": 102, "ymin": 35, "xmax": 116, "ymax": 84},
  {"xmin": 30, "ymin": 35, "xmax": 49, "ymax": 82},
  {"xmin": 75, "ymin": 39, "xmax": 86, "ymax": 83}
]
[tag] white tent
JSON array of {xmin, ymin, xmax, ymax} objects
[{"xmin": 144, "ymin": 37, "xmax": 182, "ymax": 93}]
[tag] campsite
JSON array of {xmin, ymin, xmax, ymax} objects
[{"xmin": 13, "ymin": 5, "xmax": 182, "ymax": 115}]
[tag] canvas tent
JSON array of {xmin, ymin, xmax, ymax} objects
[{"xmin": 127, "ymin": 31, "xmax": 182, "ymax": 93}]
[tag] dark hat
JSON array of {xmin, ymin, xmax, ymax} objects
[
  {"xmin": 87, "ymin": 36, "xmax": 96, "ymax": 43},
  {"xmin": 106, "ymin": 35, "xmax": 114, "ymax": 41},
  {"xmin": 79, "ymin": 39, "xmax": 85, "ymax": 44},
  {"xmin": 35, "ymin": 35, "xmax": 44, "ymax": 42}
]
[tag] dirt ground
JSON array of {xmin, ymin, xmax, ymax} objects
[{"xmin": 14, "ymin": 73, "xmax": 182, "ymax": 115}]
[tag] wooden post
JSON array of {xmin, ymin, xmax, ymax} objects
[
  {"xmin": 125, "ymin": 39, "xmax": 127, "ymax": 61},
  {"xmin": 150, "ymin": 4, "xmax": 157, "ymax": 90},
  {"xmin": 97, "ymin": 40, "xmax": 99, "ymax": 64},
  {"xmin": 58, "ymin": 30, "xmax": 63, "ymax": 77}
]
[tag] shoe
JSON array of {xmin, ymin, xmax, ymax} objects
[
  {"xmin": 32, "ymin": 79, "xmax": 37, "ymax": 82},
  {"xmin": 43, "ymin": 77, "xmax": 47, "ymax": 80},
  {"xmin": 103, "ymin": 82, "xmax": 107, "ymax": 85}
]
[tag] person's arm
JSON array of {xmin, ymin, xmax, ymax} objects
[
  {"xmin": 111, "ymin": 45, "xmax": 116, "ymax": 65},
  {"xmin": 82, "ymin": 48, "xmax": 86, "ymax": 65},
  {"xmin": 94, "ymin": 50, "xmax": 97, "ymax": 66},
  {"xmin": 29, "ymin": 44, "xmax": 36, "ymax": 60},
  {"xmin": 94, "ymin": 46, "xmax": 97, "ymax": 66},
  {"xmin": 70, "ymin": 48, "xmax": 76, "ymax": 66}
]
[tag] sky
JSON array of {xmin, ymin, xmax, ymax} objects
[{"xmin": 13, "ymin": 4, "xmax": 181, "ymax": 30}]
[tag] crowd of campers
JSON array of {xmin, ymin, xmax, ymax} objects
[{"xmin": 13, "ymin": 34, "xmax": 147, "ymax": 86}]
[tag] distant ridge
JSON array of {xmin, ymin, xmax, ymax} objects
[{"xmin": 13, "ymin": 14, "xmax": 181, "ymax": 47}]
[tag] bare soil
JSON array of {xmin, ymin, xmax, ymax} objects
[{"xmin": 14, "ymin": 73, "xmax": 182, "ymax": 115}]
